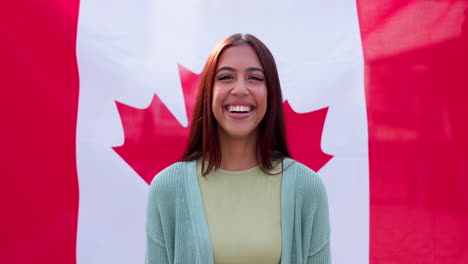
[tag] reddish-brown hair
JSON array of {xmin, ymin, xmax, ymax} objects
[{"xmin": 181, "ymin": 33, "xmax": 290, "ymax": 175}]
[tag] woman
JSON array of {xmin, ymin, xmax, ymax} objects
[{"xmin": 145, "ymin": 33, "xmax": 330, "ymax": 264}]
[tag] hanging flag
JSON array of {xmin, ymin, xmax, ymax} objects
[
  {"xmin": 1, "ymin": 1, "xmax": 467, "ymax": 264},
  {"xmin": 75, "ymin": 1, "xmax": 368, "ymax": 263}
]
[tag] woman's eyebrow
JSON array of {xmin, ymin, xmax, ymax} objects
[
  {"xmin": 216, "ymin": 66, "xmax": 264, "ymax": 74},
  {"xmin": 246, "ymin": 67, "xmax": 264, "ymax": 73},
  {"xmin": 216, "ymin": 66, "xmax": 236, "ymax": 73}
]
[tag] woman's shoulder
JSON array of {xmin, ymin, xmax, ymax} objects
[
  {"xmin": 148, "ymin": 161, "xmax": 192, "ymax": 195},
  {"xmin": 284, "ymin": 158, "xmax": 328, "ymax": 198}
]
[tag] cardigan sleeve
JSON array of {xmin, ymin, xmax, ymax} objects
[
  {"xmin": 145, "ymin": 170, "xmax": 170, "ymax": 264},
  {"xmin": 145, "ymin": 192, "xmax": 169, "ymax": 263},
  {"xmin": 145, "ymin": 233, "xmax": 169, "ymax": 264},
  {"xmin": 306, "ymin": 169, "xmax": 331, "ymax": 263},
  {"xmin": 306, "ymin": 241, "xmax": 330, "ymax": 264}
]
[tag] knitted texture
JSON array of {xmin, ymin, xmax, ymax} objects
[{"xmin": 145, "ymin": 159, "xmax": 330, "ymax": 264}]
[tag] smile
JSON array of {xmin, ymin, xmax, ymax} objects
[
  {"xmin": 223, "ymin": 104, "xmax": 255, "ymax": 120},
  {"xmin": 226, "ymin": 105, "xmax": 253, "ymax": 113}
]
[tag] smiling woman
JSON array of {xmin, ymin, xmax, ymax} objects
[
  {"xmin": 212, "ymin": 44, "xmax": 268, "ymax": 169},
  {"xmin": 145, "ymin": 34, "xmax": 331, "ymax": 264}
]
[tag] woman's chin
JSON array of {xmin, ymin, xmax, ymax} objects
[{"xmin": 219, "ymin": 126, "xmax": 258, "ymax": 141}]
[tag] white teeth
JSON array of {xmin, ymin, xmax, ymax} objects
[{"xmin": 227, "ymin": 105, "xmax": 252, "ymax": 113}]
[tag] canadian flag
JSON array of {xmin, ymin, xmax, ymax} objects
[{"xmin": 1, "ymin": 1, "xmax": 467, "ymax": 264}]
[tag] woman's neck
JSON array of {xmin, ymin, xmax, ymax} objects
[{"xmin": 218, "ymin": 132, "xmax": 258, "ymax": 171}]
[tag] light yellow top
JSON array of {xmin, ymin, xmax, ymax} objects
[{"xmin": 197, "ymin": 160, "xmax": 282, "ymax": 264}]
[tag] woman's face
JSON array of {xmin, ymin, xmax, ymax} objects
[{"xmin": 212, "ymin": 44, "xmax": 268, "ymax": 141}]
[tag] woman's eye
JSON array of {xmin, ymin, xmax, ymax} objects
[
  {"xmin": 217, "ymin": 75, "xmax": 233, "ymax": 81},
  {"xmin": 249, "ymin": 76, "xmax": 264, "ymax": 81}
]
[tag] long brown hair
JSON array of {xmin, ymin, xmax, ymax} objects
[{"xmin": 181, "ymin": 33, "xmax": 290, "ymax": 175}]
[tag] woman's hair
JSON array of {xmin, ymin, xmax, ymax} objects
[{"xmin": 181, "ymin": 33, "xmax": 290, "ymax": 175}]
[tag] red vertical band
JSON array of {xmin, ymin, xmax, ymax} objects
[
  {"xmin": 0, "ymin": 0, "xmax": 80, "ymax": 263},
  {"xmin": 357, "ymin": 1, "xmax": 468, "ymax": 263}
]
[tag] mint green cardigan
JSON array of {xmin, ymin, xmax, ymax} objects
[{"xmin": 145, "ymin": 158, "xmax": 331, "ymax": 264}]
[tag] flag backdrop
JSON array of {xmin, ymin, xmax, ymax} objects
[{"xmin": 1, "ymin": 1, "xmax": 467, "ymax": 263}]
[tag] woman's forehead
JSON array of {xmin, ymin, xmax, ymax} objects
[{"xmin": 217, "ymin": 45, "xmax": 263, "ymax": 70}]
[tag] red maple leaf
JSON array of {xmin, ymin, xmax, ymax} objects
[
  {"xmin": 113, "ymin": 65, "xmax": 332, "ymax": 184},
  {"xmin": 284, "ymin": 102, "xmax": 333, "ymax": 171},
  {"xmin": 113, "ymin": 65, "xmax": 199, "ymax": 184}
]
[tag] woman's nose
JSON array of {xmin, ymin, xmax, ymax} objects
[{"xmin": 230, "ymin": 80, "xmax": 250, "ymax": 96}]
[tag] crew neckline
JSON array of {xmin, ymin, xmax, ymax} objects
[
  {"xmin": 196, "ymin": 158, "xmax": 282, "ymax": 176},
  {"xmin": 215, "ymin": 165, "xmax": 260, "ymax": 175}
]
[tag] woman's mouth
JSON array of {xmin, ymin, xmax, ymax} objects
[
  {"xmin": 224, "ymin": 104, "xmax": 255, "ymax": 119},
  {"xmin": 226, "ymin": 105, "xmax": 252, "ymax": 113}
]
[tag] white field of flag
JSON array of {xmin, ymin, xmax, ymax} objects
[{"xmin": 76, "ymin": 1, "xmax": 368, "ymax": 263}]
